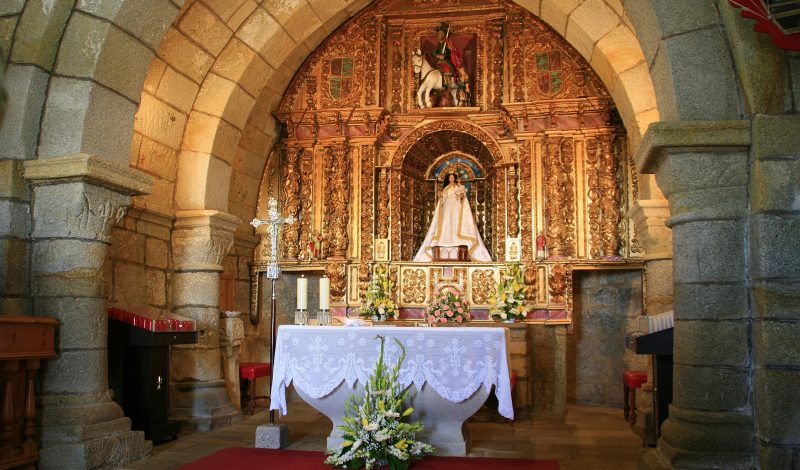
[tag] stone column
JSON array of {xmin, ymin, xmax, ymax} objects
[
  {"xmin": 169, "ymin": 210, "xmax": 242, "ymax": 430},
  {"xmin": 749, "ymin": 115, "xmax": 800, "ymax": 468},
  {"xmin": 628, "ymin": 197, "xmax": 673, "ymax": 445},
  {"xmin": 636, "ymin": 121, "xmax": 755, "ymax": 469},
  {"xmin": 23, "ymin": 154, "xmax": 153, "ymax": 469}
]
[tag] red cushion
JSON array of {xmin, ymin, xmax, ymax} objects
[
  {"xmin": 239, "ymin": 363, "xmax": 271, "ymax": 380},
  {"xmin": 623, "ymin": 370, "xmax": 648, "ymax": 389}
]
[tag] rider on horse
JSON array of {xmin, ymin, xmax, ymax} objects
[{"xmin": 431, "ymin": 23, "xmax": 471, "ymax": 103}]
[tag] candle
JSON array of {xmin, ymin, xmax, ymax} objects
[
  {"xmin": 297, "ymin": 276, "xmax": 308, "ymax": 310},
  {"xmin": 319, "ymin": 276, "xmax": 330, "ymax": 310}
]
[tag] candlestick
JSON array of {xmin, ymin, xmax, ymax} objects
[
  {"xmin": 297, "ymin": 276, "xmax": 308, "ymax": 310},
  {"xmin": 319, "ymin": 276, "xmax": 330, "ymax": 310}
]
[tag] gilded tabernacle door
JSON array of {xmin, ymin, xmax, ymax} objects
[{"xmin": 253, "ymin": 0, "xmax": 642, "ymax": 324}]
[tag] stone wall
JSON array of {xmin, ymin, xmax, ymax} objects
[{"xmin": 568, "ymin": 270, "xmax": 646, "ymax": 407}]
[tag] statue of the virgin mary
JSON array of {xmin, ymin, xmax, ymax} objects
[{"xmin": 413, "ymin": 173, "xmax": 492, "ymax": 262}]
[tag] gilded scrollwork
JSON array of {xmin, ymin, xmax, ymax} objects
[
  {"xmin": 549, "ymin": 263, "xmax": 568, "ymax": 304},
  {"xmin": 599, "ymin": 133, "xmax": 620, "ymax": 257},
  {"xmin": 281, "ymin": 145, "xmax": 301, "ymax": 259},
  {"xmin": 470, "ymin": 269, "xmax": 496, "ymax": 305},
  {"xmin": 495, "ymin": 167, "xmax": 506, "ymax": 262},
  {"xmin": 326, "ymin": 262, "xmax": 348, "ymax": 302},
  {"xmin": 361, "ymin": 145, "xmax": 375, "ymax": 264},
  {"xmin": 586, "ymin": 138, "xmax": 602, "ymax": 258},
  {"xmin": 519, "ymin": 141, "xmax": 533, "ymax": 261},
  {"xmin": 364, "ymin": 18, "xmax": 378, "ymax": 107},
  {"xmin": 543, "ymin": 137, "xmax": 562, "ymax": 257},
  {"xmin": 489, "ymin": 18, "xmax": 504, "ymax": 108},
  {"xmin": 376, "ymin": 168, "xmax": 390, "ymax": 238},
  {"xmin": 523, "ymin": 261, "xmax": 537, "ymax": 303},
  {"xmin": 390, "ymin": 170, "xmax": 402, "ymax": 260},
  {"xmin": 329, "ymin": 144, "xmax": 351, "ymax": 258},
  {"xmin": 507, "ymin": 164, "xmax": 519, "ymax": 238},
  {"xmin": 390, "ymin": 25, "xmax": 403, "ymax": 113},
  {"xmin": 401, "ymin": 268, "xmax": 427, "ymax": 304},
  {"xmin": 510, "ymin": 13, "xmax": 525, "ymax": 102},
  {"xmin": 560, "ymin": 139, "xmax": 576, "ymax": 256},
  {"xmin": 298, "ymin": 148, "xmax": 314, "ymax": 261}
]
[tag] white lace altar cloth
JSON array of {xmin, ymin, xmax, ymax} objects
[{"xmin": 269, "ymin": 325, "xmax": 514, "ymax": 419}]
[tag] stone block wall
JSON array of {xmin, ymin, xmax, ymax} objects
[
  {"xmin": 106, "ymin": 208, "xmax": 173, "ymax": 314},
  {"xmin": 567, "ymin": 270, "xmax": 646, "ymax": 407}
]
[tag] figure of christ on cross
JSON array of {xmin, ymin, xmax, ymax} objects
[{"xmin": 250, "ymin": 197, "xmax": 295, "ymax": 423}]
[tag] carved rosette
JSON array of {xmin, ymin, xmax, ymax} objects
[
  {"xmin": 489, "ymin": 18, "xmax": 504, "ymax": 109},
  {"xmin": 401, "ymin": 268, "xmax": 427, "ymax": 304},
  {"xmin": 390, "ymin": 25, "xmax": 403, "ymax": 113},
  {"xmin": 519, "ymin": 142, "xmax": 533, "ymax": 260},
  {"xmin": 585, "ymin": 138, "xmax": 602, "ymax": 258},
  {"xmin": 298, "ymin": 148, "xmax": 314, "ymax": 260},
  {"xmin": 376, "ymin": 168, "xmax": 390, "ymax": 239},
  {"xmin": 325, "ymin": 263, "xmax": 347, "ymax": 302},
  {"xmin": 281, "ymin": 145, "xmax": 302, "ymax": 259},
  {"xmin": 543, "ymin": 137, "xmax": 563, "ymax": 257},
  {"xmin": 329, "ymin": 144, "xmax": 351, "ymax": 258},
  {"xmin": 599, "ymin": 133, "xmax": 620, "ymax": 257},
  {"xmin": 507, "ymin": 165, "xmax": 519, "ymax": 238},
  {"xmin": 494, "ymin": 167, "xmax": 506, "ymax": 261},
  {"xmin": 548, "ymin": 263, "xmax": 568, "ymax": 304},
  {"xmin": 470, "ymin": 269, "xmax": 496, "ymax": 305}
]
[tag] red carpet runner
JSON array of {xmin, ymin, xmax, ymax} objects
[{"xmin": 178, "ymin": 448, "xmax": 560, "ymax": 470}]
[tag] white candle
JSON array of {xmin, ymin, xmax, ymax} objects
[
  {"xmin": 297, "ymin": 276, "xmax": 308, "ymax": 310},
  {"xmin": 319, "ymin": 276, "xmax": 330, "ymax": 310}
]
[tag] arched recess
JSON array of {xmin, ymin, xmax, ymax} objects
[{"xmin": 392, "ymin": 119, "xmax": 505, "ymax": 168}]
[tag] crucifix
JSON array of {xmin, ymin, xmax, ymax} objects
[{"xmin": 251, "ymin": 197, "xmax": 295, "ymax": 424}]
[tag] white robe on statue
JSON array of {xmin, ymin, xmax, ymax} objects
[{"xmin": 413, "ymin": 183, "xmax": 492, "ymax": 262}]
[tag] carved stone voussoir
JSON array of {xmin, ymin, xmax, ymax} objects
[{"xmin": 172, "ymin": 210, "xmax": 241, "ymax": 272}]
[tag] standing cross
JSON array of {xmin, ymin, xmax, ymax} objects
[
  {"xmin": 251, "ymin": 197, "xmax": 295, "ymax": 280},
  {"xmin": 250, "ymin": 197, "xmax": 295, "ymax": 424}
]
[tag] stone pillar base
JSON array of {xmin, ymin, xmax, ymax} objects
[
  {"xmin": 255, "ymin": 423, "xmax": 289, "ymax": 449},
  {"xmin": 171, "ymin": 380, "xmax": 242, "ymax": 431},
  {"xmin": 38, "ymin": 391, "xmax": 152, "ymax": 469}
]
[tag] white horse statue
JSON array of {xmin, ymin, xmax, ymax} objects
[{"xmin": 411, "ymin": 48, "xmax": 463, "ymax": 108}]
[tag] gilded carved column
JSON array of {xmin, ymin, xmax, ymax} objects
[
  {"xmin": 364, "ymin": 19, "xmax": 378, "ymax": 106},
  {"xmin": 329, "ymin": 143, "xmax": 350, "ymax": 259},
  {"xmin": 495, "ymin": 167, "xmax": 506, "ymax": 262},
  {"xmin": 23, "ymin": 154, "xmax": 153, "ymax": 468},
  {"xmin": 544, "ymin": 137, "xmax": 564, "ymax": 257},
  {"xmin": 559, "ymin": 139, "xmax": 575, "ymax": 257},
  {"xmin": 488, "ymin": 18, "xmax": 504, "ymax": 109},
  {"xmin": 298, "ymin": 148, "xmax": 313, "ymax": 260},
  {"xmin": 507, "ymin": 164, "xmax": 519, "ymax": 238},
  {"xmin": 376, "ymin": 168, "xmax": 390, "ymax": 239},
  {"xmin": 599, "ymin": 133, "xmax": 620, "ymax": 258},
  {"xmin": 586, "ymin": 137, "xmax": 602, "ymax": 258},
  {"xmin": 390, "ymin": 25, "xmax": 403, "ymax": 113},
  {"xmin": 281, "ymin": 145, "xmax": 301, "ymax": 260},
  {"xmin": 510, "ymin": 14, "xmax": 525, "ymax": 102},
  {"xmin": 170, "ymin": 210, "xmax": 241, "ymax": 429},
  {"xmin": 390, "ymin": 169, "xmax": 402, "ymax": 261},
  {"xmin": 360, "ymin": 145, "xmax": 376, "ymax": 298}
]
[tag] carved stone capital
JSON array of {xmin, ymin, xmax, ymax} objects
[
  {"xmin": 219, "ymin": 317, "xmax": 244, "ymax": 358},
  {"xmin": 172, "ymin": 210, "xmax": 241, "ymax": 272},
  {"xmin": 629, "ymin": 199, "xmax": 673, "ymax": 261},
  {"xmin": 23, "ymin": 154, "xmax": 152, "ymax": 243}
]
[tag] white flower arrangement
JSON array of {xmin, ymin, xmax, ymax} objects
[
  {"xmin": 325, "ymin": 336, "xmax": 434, "ymax": 470},
  {"xmin": 488, "ymin": 263, "xmax": 532, "ymax": 322}
]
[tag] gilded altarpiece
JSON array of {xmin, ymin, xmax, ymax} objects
[{"xmin": 255, "ymin": 0, "xmax": 643, "ymax": 323}]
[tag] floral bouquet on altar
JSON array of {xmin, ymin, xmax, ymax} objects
[
  {"xmin": 426, "ymin": 291, "xmax": 469, "ymax": 324},
  {"xmin": 325, "ymin": 336, "xmax": 434, "ymax": 470},
  {"xmin": 489, "ymin": 263, "xmax": 531, "ymax": 322},
  {"xmin": 359, "ymin": 263, "xmax": 398, "ymax": 320}
]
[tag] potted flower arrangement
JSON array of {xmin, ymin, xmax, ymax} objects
[
  {"xmin": 325, "ymin": 336, "xmax": 434, "ymax": 470},
  {"xmin": 426, "ymin": 291, "xmax": 469, "ymax": 324},
  {"xmin": 488, "ymin": 263, "xmax": 531, "ymax": 322},
  {"xmin": 359, "ymin": 263, "xmax": 398, "ymax": 321}
]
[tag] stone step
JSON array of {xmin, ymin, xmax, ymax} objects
[{"xmin": 39, "ymin": 430, "xmax": 152, "ymax": 470}]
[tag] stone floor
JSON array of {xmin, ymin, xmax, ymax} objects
[{"xmin": 121, "ymin": 398, "xmax": 644, "ymax": 470}]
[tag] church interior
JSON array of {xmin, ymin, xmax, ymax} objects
[{"xmin": 0, "ymin": 0, "xmax": 799, "ymax": 469}]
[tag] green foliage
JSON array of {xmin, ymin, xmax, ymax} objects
[
  {"xmin": 325, "ymin": 336, "xmax": 434, "ymax": 469},
  {"xmin": 488, "ymin": 263, "xmax": 531, "ymax": 321},
  {"xmin": 358, "ymin": 264, "xmax": 399, "ymax": 320}
]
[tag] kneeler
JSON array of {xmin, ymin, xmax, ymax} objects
[{"xmin": 239, "ymin": 363, "xmax": 271, "ymax": 415}]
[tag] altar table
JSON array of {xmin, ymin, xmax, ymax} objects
[{"xmin": 269, "ymin": 325, "xmax": 513, "ymax": 456}]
